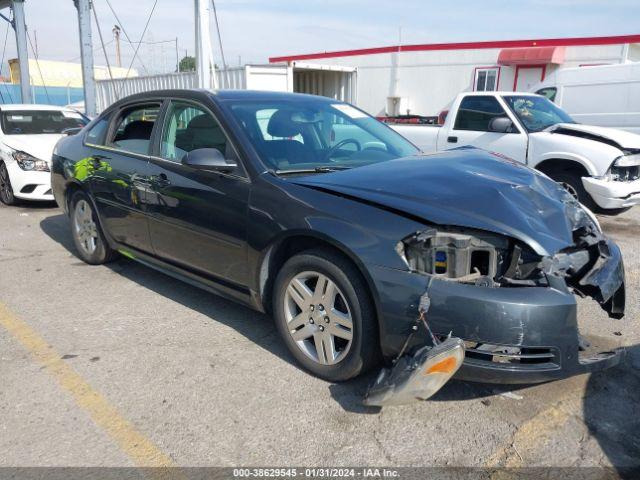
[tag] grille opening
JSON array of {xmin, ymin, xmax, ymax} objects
[
  {"xmin": 460, "ymin": 340, "xmax": 556, "ymax": 365},
  {"xmin": 20, "ymin": 184, "xmax": 37, "ymax": 194},
  {"xmin": 471, "ymin": 250, "xmax": 491, "ymax": 276}
]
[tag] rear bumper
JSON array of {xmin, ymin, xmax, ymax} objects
[
  {"xmin": 582, "ymin": 176, "xmax": 640, "ymax": 209},
  {"xmin": 369, "ymin": 242, "xmax": 626, "ymax": 384},
  {"xmin": 6, "ymin": 161, "xmax": 54, "ymax": 201}
]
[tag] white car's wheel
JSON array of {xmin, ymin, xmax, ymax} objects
[{"xmin": 0, "ymin": 162, "xmax": 16, "ymax": 206}]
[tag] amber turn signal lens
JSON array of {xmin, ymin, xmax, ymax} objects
[{"xmin": 424, "ymin": 356, "xmax": 458, "ymax": 375}]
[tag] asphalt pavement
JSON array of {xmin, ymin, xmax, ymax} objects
[{"xmin": 0, "ymin": 201, "xmax": 638, "ymax": 471}]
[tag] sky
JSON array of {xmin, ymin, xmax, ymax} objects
[{"xmin": 1, "ymin": 0, "xmax": 639, "ymax": 76}]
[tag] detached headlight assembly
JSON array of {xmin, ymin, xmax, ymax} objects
[{"xmin": 13, "ymin": 151, "xmax": 49, "ymax": 172}]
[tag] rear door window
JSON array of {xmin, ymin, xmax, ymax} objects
[
  {"xmin": 107, "ymin": 103, "xmax": 161, "ymax": 155},
  {"xmin": 536, "ymin": 87, "xmax": 557, "ymax": 102},
  {"xmin": 454, "ymin": 96, "xmax": 508, "ymax": 132}
]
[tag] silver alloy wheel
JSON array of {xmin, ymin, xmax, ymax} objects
[
  {"xmin": 74, "ymin": 199, "xmax": 98, "ymax": 255},
  {"xmin": 560, "ymin": 181, "xmax": 579, "ymax": 200},
  {"xmin": 0, "ymin": 163, "xmax": 12, "ymax": 203},
  {"xmin": 284, "ymin": 271, "xmax": 354, "ymax": 366}
]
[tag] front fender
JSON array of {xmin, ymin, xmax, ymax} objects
[
  {"xmin": 247, "ymin": 175, "xmax": 427, "ymax": 321},
  {"xmin": 528, "ymin": 132, "xmax": 621, "ymax": 176}
]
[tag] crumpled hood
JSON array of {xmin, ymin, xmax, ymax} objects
[
  {"xmin": 548, "ymin": 123, "xmax": 640, "ymax": 150},
  {"xmin": 1, "ymin": 134, "xmax": 65, "ymax": 164},
  {"xmin": 293, "ymin": 149, "xmax": 582, "ymax": 256}
]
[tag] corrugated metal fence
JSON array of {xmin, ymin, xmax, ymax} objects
[{"xmin": 96, "ymin": 72, "xmax": 198, "ymax": 112}]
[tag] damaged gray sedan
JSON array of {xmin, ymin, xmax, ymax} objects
[{"xmin": 53, "ymin": 91, "xmax": 626, "ymax": 405}]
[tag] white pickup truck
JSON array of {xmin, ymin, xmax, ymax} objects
[{"xmin": 390, "ymin": 92, "xmax": 640, "ymax": 213}]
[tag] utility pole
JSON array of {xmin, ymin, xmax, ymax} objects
[
  {"xmin": 74, "ymin": 0, "xmax": 96, "ymax": 117},
  {"xmin": 194, "ymin": 0, "xmax": 215, "ymax": 89},
  {"xmin": 175, "ymin": 37, "xmax": 179, "ymax": 73},
  {"xmin": 11, "ymin": 0, "xmax": 32, "ymax": 103},
  {"xmin": 112, "ymin": 25, "xmax": 121, "ymax": 68}
]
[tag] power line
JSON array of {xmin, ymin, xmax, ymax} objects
[
  {"xmin": 123, "ymin": 38, "xmax": 177, "ymax": 45},
  {"xmin": 92, "ymin": 0, "xmax": 117, "ymax": 99},
  {"xmin": 65, "ymin": 39, "xmax": 114, "ymax": 64},
  {"xmin": 26, "ymin": 30, "xmax": 50, "ymax": 103},
  {"xmin": 117, "ymin": 0, "xmax": 158, "ymax": 98},
  {"xmin": 103, "ymin": 0, "xmax": 149, "ymax": 75},
  {"xmin": 210, "ymin": 0, "xmax": 227, "ymax": 70},
  {"xmin": 0, "ymin": 22, "xmax": 11, "ymax": 103}
]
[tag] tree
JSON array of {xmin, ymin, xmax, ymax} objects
[{"xmin": 178, "ymin": 56, "xmax": 196, "ymax": 72}]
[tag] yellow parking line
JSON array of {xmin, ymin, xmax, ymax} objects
[{"xmin": 0, "ymin": 302, "xmax": 175, "ymax": 468}]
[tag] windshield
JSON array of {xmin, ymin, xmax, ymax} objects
[
  {"xmin": 225, "ymin": 99, "xmax": 419, "ymax": 173},
  {"xmin": 0, "ymin": 110, "xmax": 88, "ymax": 135},
  {"xmin": 503, "ymin": 95, "xmax": 574, "ymax": 133}
]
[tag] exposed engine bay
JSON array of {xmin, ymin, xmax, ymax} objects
[{"xmin": 397, "ymin": 200, "xmax": 625, "ymax": 319}]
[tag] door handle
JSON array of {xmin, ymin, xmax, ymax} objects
[
  {"xmin": 447, "ymin": 136, "xmax": 458, "ymax": 143},
  {"xmin": 90, "ymin": 156, "xmax": 103, "ymax": 168},
  {"xmin": 151, "ymin": 173, "xmax": 171, "ymax": 187},
  {"xmin": 131, "ymin": 173, "xmax": 152, "ymax": 188}
]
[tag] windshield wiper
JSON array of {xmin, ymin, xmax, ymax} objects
[{"xmin": 275, "ymin": 165, "xmax": 352, "ymax": 175}]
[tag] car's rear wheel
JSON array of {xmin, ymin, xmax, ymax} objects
[
  {"xmin": 70, "ymin": 191, "xmax": 117, "ymax": 264},
  {"xmin": 0, "ymin": 161, "xmax": 17, "ymax": 206},
  {"xmin": 273, "ymin": 248, "xmax": 378, "ymax": 382}
]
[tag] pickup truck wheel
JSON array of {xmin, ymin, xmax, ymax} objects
[
  {"xmin": 273, "ymin": 248, "xmax": 379, "ymax": 382},
  {"xmin": 548, "ymin": 170, "xmax": 598, "ymax": 211}
]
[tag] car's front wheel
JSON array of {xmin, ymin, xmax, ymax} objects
[
  {"xmin": 549, "ymin": 170, "xmax": 631, "ymax": 215},
  {"xmin": 70, "ymin": 191, "xmax": 117, "ymax": 264},
  {"xmin": 0, "ymin": 161, "xmax": 16, "ymax": 206},
  {"xmin": 273, "ymin": 249, "xmax": 378, "ymax": 382}
]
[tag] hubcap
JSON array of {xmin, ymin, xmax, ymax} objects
[
  {"xmin": 73, "ymin": 199, "xmax": 98, "ymax": 255},
  {"xmin": 560, "ymin": 181, "xmax": 579, "ymax": 200},
  {"xmin": 283, "ymin": 271, "xmax": 353, "ymax": 366}
]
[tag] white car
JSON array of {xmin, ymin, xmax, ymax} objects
[
  {"xmin": 0, "ymin": 104, "xmax": 88, "ymax": 205},
  {"xmin": 389, "ymin": 92, "xmax": 640, "ymax": 214}
]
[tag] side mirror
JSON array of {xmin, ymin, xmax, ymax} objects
[
  {"xmin": 182, "ymin": 148, "xmax": 237, "ymax": 173},
  {"xmin": 62, "ymin": 127, "xmax": 83, "ymax": 136},
  {"xmin": 488, "ymin": 117, "xmax": 514, "ymax": 133}
]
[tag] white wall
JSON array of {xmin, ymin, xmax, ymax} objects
[{"xmin": 299, "ymin": 43, "xmax": 629, "ymax": 117}]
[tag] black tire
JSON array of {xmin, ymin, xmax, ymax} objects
[
  {"xmin": 594, "ymin": 206, "xmax": 632, "ymax": 216},
  {"xmin": 272, "ymin": 248, "xmax": 379, "ymax": 382},
  {"xmin": 0, "ymin": 161, "xmax": 17, "ymax": 206},
  {"xmin": 70, "ymin": 191, "xmax": 118, "ymax": 265},
  {"xmin": 547, "ymin": 170, "xmax": 598, "ymax": 211}
]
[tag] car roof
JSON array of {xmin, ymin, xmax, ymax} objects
[
  {"xmin": 462, "ymin": 91, "xmax": 541, "ymax": 97},
  {"xmin": 0, "ymin": 103, "xmax": 75, "ymax": 111},
  {"xmin": 105, "ymin": 88, "xmax": 338, "ymax": 109}
]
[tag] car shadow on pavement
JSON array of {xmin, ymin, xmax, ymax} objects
[
  {"xmin": 39, "ymin": 213, "xmax": 298, "ymax": 368},
  {"xmin": 583, "ymin": 344, "xmax": 640, "ymax": 477},
  {"xmin": 6, "ymin": 200, "xmax": 59, "ymax": 210},
  {"xmin": 37, "ymin": 212, "xmax": 580, "ymax": 417}
]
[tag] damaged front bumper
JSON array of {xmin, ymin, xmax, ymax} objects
[
  {"xmin": 582, "ymin": 176, "xmax": 640, "ymax": 209},
  {"xmin": 369, "ymin": 236, "xmax": 626, "ymax": 385}
]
